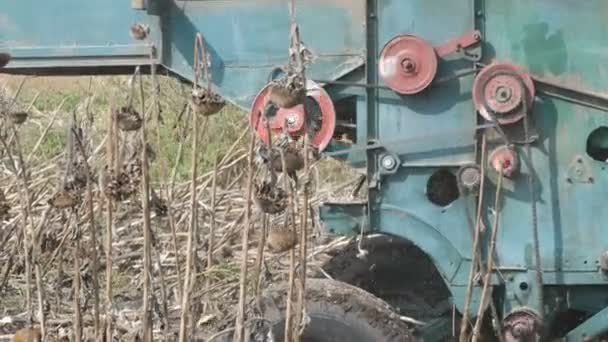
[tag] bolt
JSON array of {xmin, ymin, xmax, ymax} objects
[
  {"xmin": 286, "ymin": 115, "xmax": 297, "ymax": 126},
  {"xmin": 461, "ymin": 168, "xmax": 480, "ymax": 186},
  {"xmin": 496, "ymin": 86, "xmax": 512, "ymax": 103},
  {"xmin": 381, "ymin": 155, "xmax": 396, "ymax": 170},
  {"xmin": 401, "ymin": 58, "xmax": 416, "ymax": 73}
]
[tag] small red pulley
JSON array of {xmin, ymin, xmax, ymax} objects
[
  {"xmin": 472, "ymin": 62, "xmax": 535, "ymax": 125},
  {"xmin": 249, "ymin": 80, "xmax": 336, "ymax": 151},
  {"xmin": 379, "ymin": 31, "xmax": 481, "ymax": 95},
  {"xmin": 489, "ymin": 145, "xmax": 519, "ymax": 177}
]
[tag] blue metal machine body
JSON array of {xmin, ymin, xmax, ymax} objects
[{"xmin": 1, "ymin": 0, "xmax": 608, "ymax": 340}]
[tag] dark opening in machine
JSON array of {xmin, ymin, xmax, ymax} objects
[
  {"xmin": 426, "ymin": 168, "xmax": 460, "ymax": 207},
  {"xmin": 586, "ymin": 126, "xmax": 608, "ymax": 162},
  {"xmin": 332, "ymin": 95, "xmax": 357, "ymax": 145}
]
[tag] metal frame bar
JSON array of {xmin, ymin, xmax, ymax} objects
[{"xmin": 566, "ymin": 305, "xmax": 608, "ymax": 341}]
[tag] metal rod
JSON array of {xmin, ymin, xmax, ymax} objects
[
  {"xmin": 314, "ymin": 68, "xmax": 477, "ymax": 91},
  {"xmin": 533, "ymin": 76, "xmax": 608, "ymax": 112},
  {"xmin": 323, "ymin": 122, "xmax": 497, "ymax": 158}
]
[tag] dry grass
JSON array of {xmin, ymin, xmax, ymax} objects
[{"xmin": 0, "ymin": 74, "xmax": 363, "ymax": 341}]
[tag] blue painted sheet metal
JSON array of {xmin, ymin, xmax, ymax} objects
[
  {"xmin": 375, "ymin": 0, "xmax": 477, "ymax": 166},
  {"xmin": 0, "ymin": 0, "xmax": 366, "ymax": 110},
  {"xmin": 482, "ymin": 0, "xmax": 608, "ymax": 275},
  {"xmin": 484, "ymin": 0, "xmax": 608, "ymax": 93},
  {"xmin": 162, "ymin": 0, "xmax": 366, "ymax": 109},
  {"xmin": 0, "ymin": 0, "xmax": 160, "ymax": 67},
  {"xmin": 566, "ymin": 304, "xmax": 608, "ymax": 341},
  {"xmin": 379, "ymin": 169, "xmax": 475, "ymax": 268},
  {"xmin": 488, "ymin": 101, "xmax": 608, "ymax": 272}
]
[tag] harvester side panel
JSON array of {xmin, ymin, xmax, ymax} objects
[
  {"xmin": 2, "ymin": 0, "xmax": 608, "ymax": 339},
  {"xmin": 0, "ymin": 0, "xmax": 160, "ymax": 68}
]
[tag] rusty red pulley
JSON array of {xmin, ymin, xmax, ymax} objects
[
  {"xmin": 379, "ymin": 31, "xmax": 482, "ymax": 95},
  {"xmin": 472, "ymin": 62, "xmax": 535, "ymax": 125},
  {"xmin": 249, "ymin": 80, "xmax": 336, "ymax": 151},
  {"xmin": 379, "ymin": 34, "xmax": 438, "ymax": 95}
]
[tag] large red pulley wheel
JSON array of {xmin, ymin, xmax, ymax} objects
[
  {"xmin": 378, "ymin": 34, "xmax": 438, "ymax": 95},
  {"xmin": 472, "ymin": 62, "xmax": 535, "ymax": 125},
  {"xmin": 249, "ymin": 80, "xmax": 336, "ymax": 151}
]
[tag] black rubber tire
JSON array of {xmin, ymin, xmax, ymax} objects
[{"xmin": 253, "ymin": 278, "xmax": 414, "ymax": 342}]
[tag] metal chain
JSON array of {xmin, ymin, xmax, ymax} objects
[{"xmin": 521, "ymin": 78, "xmax": 545, "ymax": 324}]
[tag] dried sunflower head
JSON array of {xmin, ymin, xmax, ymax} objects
[
  {"xmin": 190, "ymin": 87, "xmax": 226, "ymax": 116},
  {"xmin": 115, "ymin": 106, "xmax": 143, "ymax": 132}
]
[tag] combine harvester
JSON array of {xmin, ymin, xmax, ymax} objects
[{"xmin": 2, "ymin": 0, "xmax": 608, "ymax": 341}]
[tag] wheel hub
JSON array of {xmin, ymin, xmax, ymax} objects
[
  {"xmin": 503, "ymin": 309, "xmax": 542, "ymax": 342},
  {"xmin": 249, "ymin": 79, "xmax": 336, "ymax": 151}
]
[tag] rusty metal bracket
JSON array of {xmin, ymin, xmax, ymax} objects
[
  {"xmin": 565, "ymin": 155, "xmax": 594, "ymax": 184},
  {"xmin": 484, "ymin": 115, "xmax": 539, "ymax": 145},
  {"xmin": 434, "ymin": 30, "xmax": 483, "ymax": 61}
]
